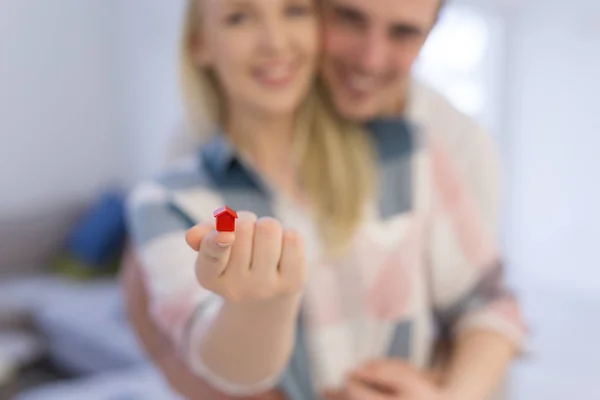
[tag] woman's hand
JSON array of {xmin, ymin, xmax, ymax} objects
[
  {"xmin": 184, "ymin": 211, "xmax": 306, "ymax": 391},
  {"xmin": 186, "ymin": 211, "xmax": 308, "ymax": 305},
  {"xmin": 324, "ymin": 359, "xmax": 452, "ymax": 400}
]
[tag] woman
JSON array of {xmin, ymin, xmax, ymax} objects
[{"xmin": 127, "ymin": 0, "xmax": 526, "ymax": 398}]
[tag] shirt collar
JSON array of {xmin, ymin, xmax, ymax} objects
[
  {"xmin": 199, "ymin": 133, "xmax": 238, "ymax": 181},
  {"xmin": 367, "ymin": 116, "xmax": 420, "ymax": 160},
  {"xmin": 200, "ymin": 118, "xmax": 418, "ymax": 182},
  {"xmin": 199, "ymin": 132, "xmax": 272, "ymax": 193}
]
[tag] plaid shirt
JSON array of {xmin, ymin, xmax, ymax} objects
[{"xmin": 127, "ymin": 118, "xmax": 526, "ymax": 399}]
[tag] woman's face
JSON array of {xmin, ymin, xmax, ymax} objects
[{"xmin": 194, "ymin": 0, "xmax": 319, "ymax": 118}]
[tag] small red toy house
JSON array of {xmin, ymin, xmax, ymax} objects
[{"xmin": 213, "ymin": 206, "xmax": 238, "ymax": 232}]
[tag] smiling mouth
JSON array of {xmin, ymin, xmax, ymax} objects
[
  {"xmin": 253, "ymin": 63, "xmax": 297, "ymax": 88},
  {"xmin": 336, "ymin": 65, "xmax": 379, "ymax": 98}
]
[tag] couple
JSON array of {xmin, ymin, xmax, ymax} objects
[{"xmin": 123, "ymin": 0, "xmax": 526, "ymax": 399}]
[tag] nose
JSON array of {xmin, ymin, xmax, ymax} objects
[
  {"xmin": 358, "ymin": 29, "xmax": 389, "ymax": 74},
  {"xmin": 259, "ymin": 17, "xmax": 288, "ymax": 55}
]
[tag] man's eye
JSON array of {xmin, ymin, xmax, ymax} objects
[
  {"xmin": 336, "ymin": 8, "xmax": 363, "ymax": 24},
  {"xmin": 391, "ymin": 27, "xmax": 421, "ymax": 41}
]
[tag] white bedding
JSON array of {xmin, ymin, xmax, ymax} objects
[
  {"xmin": 15, "ymin": 365, "xmax": 182, "ymax": 400},
  {"xmin": 1, "ymin": 275, "xmax": 147, "ymax": 374}
]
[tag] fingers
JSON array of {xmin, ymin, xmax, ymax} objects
[
  {"xmin": 195, "ymin": 209, "xmax": 307, "ymax": 303},
  {"xmin": 185, "ymin": 222, "xmax": 213, "ymax": 251},
  {"xmin": 250, "ymin": 217, "xmax": 283, "ymax": 280},
  {"xmin": 278, "ymin": 229, "xmax": 307, "ymax": 293},
  {"xmin": 223, "ymin": 211, "xmax": 257, "ymax": 278},
  {"xmin": 195, "ymin": 229, "xmax": 235, "ymax": 283}
]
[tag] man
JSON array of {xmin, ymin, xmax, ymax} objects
[{"xmin": 121, "ymin": 0, "xmax": 522, "ymax": 398}]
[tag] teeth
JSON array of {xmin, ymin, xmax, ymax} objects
[{"xmin": 347, "ymin": 74, "xmax": 375, "ymax": 92}]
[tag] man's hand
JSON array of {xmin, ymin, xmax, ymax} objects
[
  {"xmin": 120, "ymin": 246, "xmax": 286, "ymax": 400},
  {"xmin": 324, "ymin": 359, "xmax": 450, "ymax": 400}
]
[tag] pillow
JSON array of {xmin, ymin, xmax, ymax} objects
[{"xmin": 65, "ymin": 191, "xmax": 127, "ymax": 270}]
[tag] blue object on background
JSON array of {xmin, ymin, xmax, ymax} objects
[{"xmin": 66, "ymin": 190, "xmax": 127, "ymax": 269}]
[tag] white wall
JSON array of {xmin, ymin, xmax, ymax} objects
[
  {"xmin": 0, "ymin": 1, "xmax": 186, "ymax": 219},
  {"xmin": 115, "ymin": 0, "xmax": 186, "ymax": 183},
  {"xmin": 0, "ymin": 0, "xmax": 124, "ymax": 217},
  {"xmin": 505, "ymin": 0, "xmax": 600, "ymax": 297},
  {"xmin": 3, "ymin": 0, "xmax": 598, "ymax": 292}
]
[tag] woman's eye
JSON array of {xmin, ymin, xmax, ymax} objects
[{"xmin": 225, "ymin": 11, "xmax": 249, "ymax": 25}]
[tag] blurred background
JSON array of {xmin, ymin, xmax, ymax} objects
[{"xmin": 0, "ymin": 0, "xmax": 598, "ymax": 398}]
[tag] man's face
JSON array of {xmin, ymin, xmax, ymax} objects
[{"xmin": 321, "ymin": 0, "xmax": 440, "ymax": 121}]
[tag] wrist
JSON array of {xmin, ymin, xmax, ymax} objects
[
  {"xmin": 439, "ymin": 388, "xmax": 458, "ymax": 400},
  {"xmin": 439, "ymin": 385, "xmax": 480, "ymax": 400},
  {"xmin": 225, "ymin": 291, "xmax": 302, "ymax": 308},
  {"xmin": 222, "ymin": 293, "xmax": 303, "ymax": 323}
]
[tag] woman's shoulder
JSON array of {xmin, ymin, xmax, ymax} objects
[
  {"xmin": 156, "ymin": 153, "xmax": 212, "ymax": 190},
  {"xmin": 128, "ymin": 151, "xmax": 214, "ymax": 207}
]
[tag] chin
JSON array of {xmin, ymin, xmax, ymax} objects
[
  {"xmin": 247, "ymin": 78, "xmax": 313, "ymax": 117},
  {"xmin": 332, "ymin": 96, "xmax": 378, "ymax": 122},
  {"xmin": 256, "ymin": 96, "xmax": 303, "ymax": 116}
]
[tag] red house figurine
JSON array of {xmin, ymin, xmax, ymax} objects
[{"xmin": 213, "ymin": 206, "xmax": 238, "ymax": 232}]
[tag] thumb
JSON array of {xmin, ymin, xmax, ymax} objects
[
  {"xmin": 185, "ymin": 222, "xmax": 213, "ymax": 251},
  {"xmin": 196, "ymin": 229, "xmax": 235, "ymax": 279}
]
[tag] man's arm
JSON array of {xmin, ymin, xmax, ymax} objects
[
  {"xmin": 427, "ymin": 138, "xmax": 526, "ymax": 400},
  {"xmin": 119, "ymin": 246, "xmax": 286, "ymax": 400},
  {"xmin": 440, "ymin": 330, "xmax": 515, "ymax": 400}
]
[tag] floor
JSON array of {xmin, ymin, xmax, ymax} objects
[{"xmin": 5, "ymin": 277, "xmax": 600, "ymax": 399}]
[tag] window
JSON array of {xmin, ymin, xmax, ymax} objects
[{"xmin": 414, "ymin": 6, "xmax": 503, "ymax": 132}]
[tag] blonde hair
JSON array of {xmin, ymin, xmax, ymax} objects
[{"xmin": 180, "ymin": 0, "xmax": 377, "ymax": 251}]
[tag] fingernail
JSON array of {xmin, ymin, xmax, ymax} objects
[{"xmin": 216, "ymin": 241, "xmax": 231, "ymax": 248}]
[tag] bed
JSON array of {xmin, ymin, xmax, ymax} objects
[
  {"xmin": 15, "ymin": 364, "xmax": 182, "ymax": 400},
  {"xmin": 1, "ymin": 275, "xmax": 147, "ymax": 375}
]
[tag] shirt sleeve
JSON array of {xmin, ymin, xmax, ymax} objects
[
  {"xmin": 127, "ymin": 181, "xmax": 217, "ymax": 351},
  {"xmin": 426, "ymin": 137, "xmax": 527, "ymax": 349},
  {"xmin": 127, "ymin": 181, "xmax": 283, "ymax": 396}
]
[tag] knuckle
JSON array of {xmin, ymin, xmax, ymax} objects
[
  {"xmin": 256, "ymin": 217, "xmax": 283, "ymax": 238},
  {"xmin": 236, "ymin": 218, "xmax": 257, "ymax": 237},
  {"xmin": 283, "ymin": 229, "xmax": 304, "ymax": 248},
  {"xmin": 296, "ymin": 267, "xmax": 308, "ymax": 287},
  {"xmin": 280, "ymin": 264, "xmax": 307, "ymax": 294},
  {"xmin": 202, "ymin": 251, "xmax": 221, "ymax": 264},
  {"xmin": 248, "ymin": 276, "xmax": 277, "ymax": 299},
  {"xmin": 237, "ymin": 211, "xmax": 258, "ymax": 224},
  {"xmin": 223, "ymin": 286, "xmax": 244, "ymax": 303},
  {"xmin": 279, "ymin": 280, "xmax": 301, "ymax": 296},
  {"xmin": 252, "ymin": 287, "xmax": 275, "ymax": 301}
]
